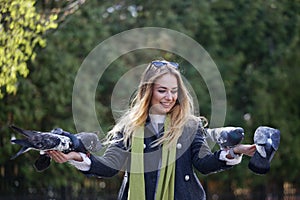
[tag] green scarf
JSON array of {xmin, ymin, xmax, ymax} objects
[{"xmin": 128, "ymin": 116, "xmax": 177, "ymax": 200}]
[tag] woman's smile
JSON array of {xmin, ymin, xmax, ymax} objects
[{"xmin": 150, "ymin": 74, "xmax": 178, "ymax": 114}]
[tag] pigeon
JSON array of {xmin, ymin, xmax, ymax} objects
[
  {"xmin": 10, "ymin": 125, "xmax": 102, "ymax": 172},
  {"xmin": 248, "ymin": 126, "xmax": 280, "ymax": 174},
  {"xmin": 206, "ymin": 127, "xmax": 245, "ymax": 149}
]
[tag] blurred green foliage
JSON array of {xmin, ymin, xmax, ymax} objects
[
  {"xmin": 0, "ymin": 0, "xmax": 299, "ymax": 199},
  {"xmin": 0, "ymin": 0, "xmax": 58, "ymax": 98}
]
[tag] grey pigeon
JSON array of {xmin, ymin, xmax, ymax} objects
[
  {"xmin": 206, "ymin": 127, "xmax": 245, "ymax": 149},
  {"xmin": 248, "ymin": 126, "xmax": 280, "ymax": 174},
  {"xmin": 10, "ymin": 125, "xmax": 102, "ymax": 172}
]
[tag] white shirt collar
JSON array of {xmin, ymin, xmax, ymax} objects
[{"xmin": 149, "ymin": 114, "xmax": 166, "ymax": 133}]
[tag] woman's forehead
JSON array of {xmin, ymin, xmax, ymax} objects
[{"xmin": 154, "ymin": 74, "xmax": 178, "ymax": 88}]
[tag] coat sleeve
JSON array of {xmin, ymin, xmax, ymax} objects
[
  {"xmin": 81, "ymin": 132, "xmax": 129, "ymax": 178},
  {"xmin": 191, "ymin": 125, "xmax": 232, "ymax": 175}
]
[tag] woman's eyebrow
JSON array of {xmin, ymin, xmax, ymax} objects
[{"xmin": 155, "ymin": 85, "xmax": 178, "ymax": 90}]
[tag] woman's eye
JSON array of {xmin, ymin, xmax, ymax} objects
[
  {"xmin": 171, "ymin": 90, "xmax": 178, "ymax": 94},
  {"xmin": 158, "ymin": 90, "xmax": 166, "ymax": 93}
]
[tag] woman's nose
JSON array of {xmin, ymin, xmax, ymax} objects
[{"xmin": 165, "ymin": 91, "xmax": 173, "ymax": 100}]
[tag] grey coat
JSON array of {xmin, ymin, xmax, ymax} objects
[{"xmin": 82, "ymin": 118, "xmax": 232, "ymax": 200}]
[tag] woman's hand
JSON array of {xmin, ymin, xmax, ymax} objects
[
  {"xmin": 233, "ymin": 144, "xmax": 256, "ymax": 157},
  {"xmin": 47, "ymin": 151, "xmax": 83, "ymax": 163}
]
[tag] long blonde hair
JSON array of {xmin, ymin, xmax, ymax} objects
[{"xmin": 108, "ymin": 60, "xmax": 197, "ymax": 147}]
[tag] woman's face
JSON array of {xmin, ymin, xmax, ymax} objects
[{"xmin": 150, "ymin": 74, "xmax": 178, "ymax": 114}]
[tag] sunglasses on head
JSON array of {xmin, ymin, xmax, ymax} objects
[{"xmin": 151, "ymin": 61, "xmax": 179, "ymax": 69}]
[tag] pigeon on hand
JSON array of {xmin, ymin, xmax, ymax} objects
[
  {"xmin": 10, "ymin": 125, "xmax": 72, "ymax": 159},
  {"xmin": 206, "ymin": 127, "xmax": 245, "ymax": 149},
  {"xmin": 248, "ymin": 126, "xmax": 280, "ymax": 174},
  {"xmin": 10, "ymin": 125, "xmax": 102, "ymax": 172},
  {"xmin": 50, "ymin": 128, "xmax": 102, "ymax": 153}
]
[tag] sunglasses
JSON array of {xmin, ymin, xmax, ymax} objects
[{"xmin": 151, "ymin": 61, "xmax": 179, "ymax": 69}]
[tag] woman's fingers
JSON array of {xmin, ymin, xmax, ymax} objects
[
  {"xmin": 47, "ymin": 151, "xmax": 83, "ymax": 163},
  {"xmin": 234, "ymin": 144, "xmax": 256, "ymax": 157},
  {"xmin": 47, "ymin": 150, "xmax": 69, "ymax": 163}
]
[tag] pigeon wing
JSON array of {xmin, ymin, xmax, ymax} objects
[
  {"xmin": 29, "ymin": 133, "xmax": 61, "ymax": 150},
  {"xmin": 271, "ymin": 129, "xmax": 280, "ymax": 151},
  {"xmin": 256, "ymin": 145, "xmax": 267, "ymax": 158},
  {"xmin": 34, "ymin": 154, "xmax": 51, "ymax": 172}
]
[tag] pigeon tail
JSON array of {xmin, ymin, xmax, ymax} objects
[
  {"xmin": 10, "ymin": 125, "xmax": 39, "ymax": 137},
  {"xmin": 10, "ymin": 146, "xmax": 31, "ymax": 160}
]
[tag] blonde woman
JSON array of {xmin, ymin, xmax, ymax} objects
[{"xmin": 49, "ymin": 60, "xmax": 256, "ymax": 200}]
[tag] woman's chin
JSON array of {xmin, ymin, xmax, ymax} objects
[{"xmin": 149, "ymin": 104, "xmax": 173, "ymax": 114}]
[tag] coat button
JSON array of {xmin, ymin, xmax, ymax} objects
[
  {"xmin": 176, "ymin": 143, "xmax": 182, "ymax": 149},
  {"xmin": 144, "ymin": 144, "xmax": 146, "ymax": 149},
  {"xmin": 184, "ymin": 175, "xmax": 190, "ymax": 181}
]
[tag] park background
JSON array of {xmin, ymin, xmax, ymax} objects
[{"xmin": 0, "ymin": 0, "xmax": 299, "ymax": 199}]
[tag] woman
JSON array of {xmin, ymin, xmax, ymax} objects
[{"xmin": 49, "ymin": 60, "xmax": 256, "ymax": 200}]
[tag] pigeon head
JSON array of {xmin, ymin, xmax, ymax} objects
[{"xmin": 75, "ymin": 132, "xmax": 102, "ymax": 152}]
